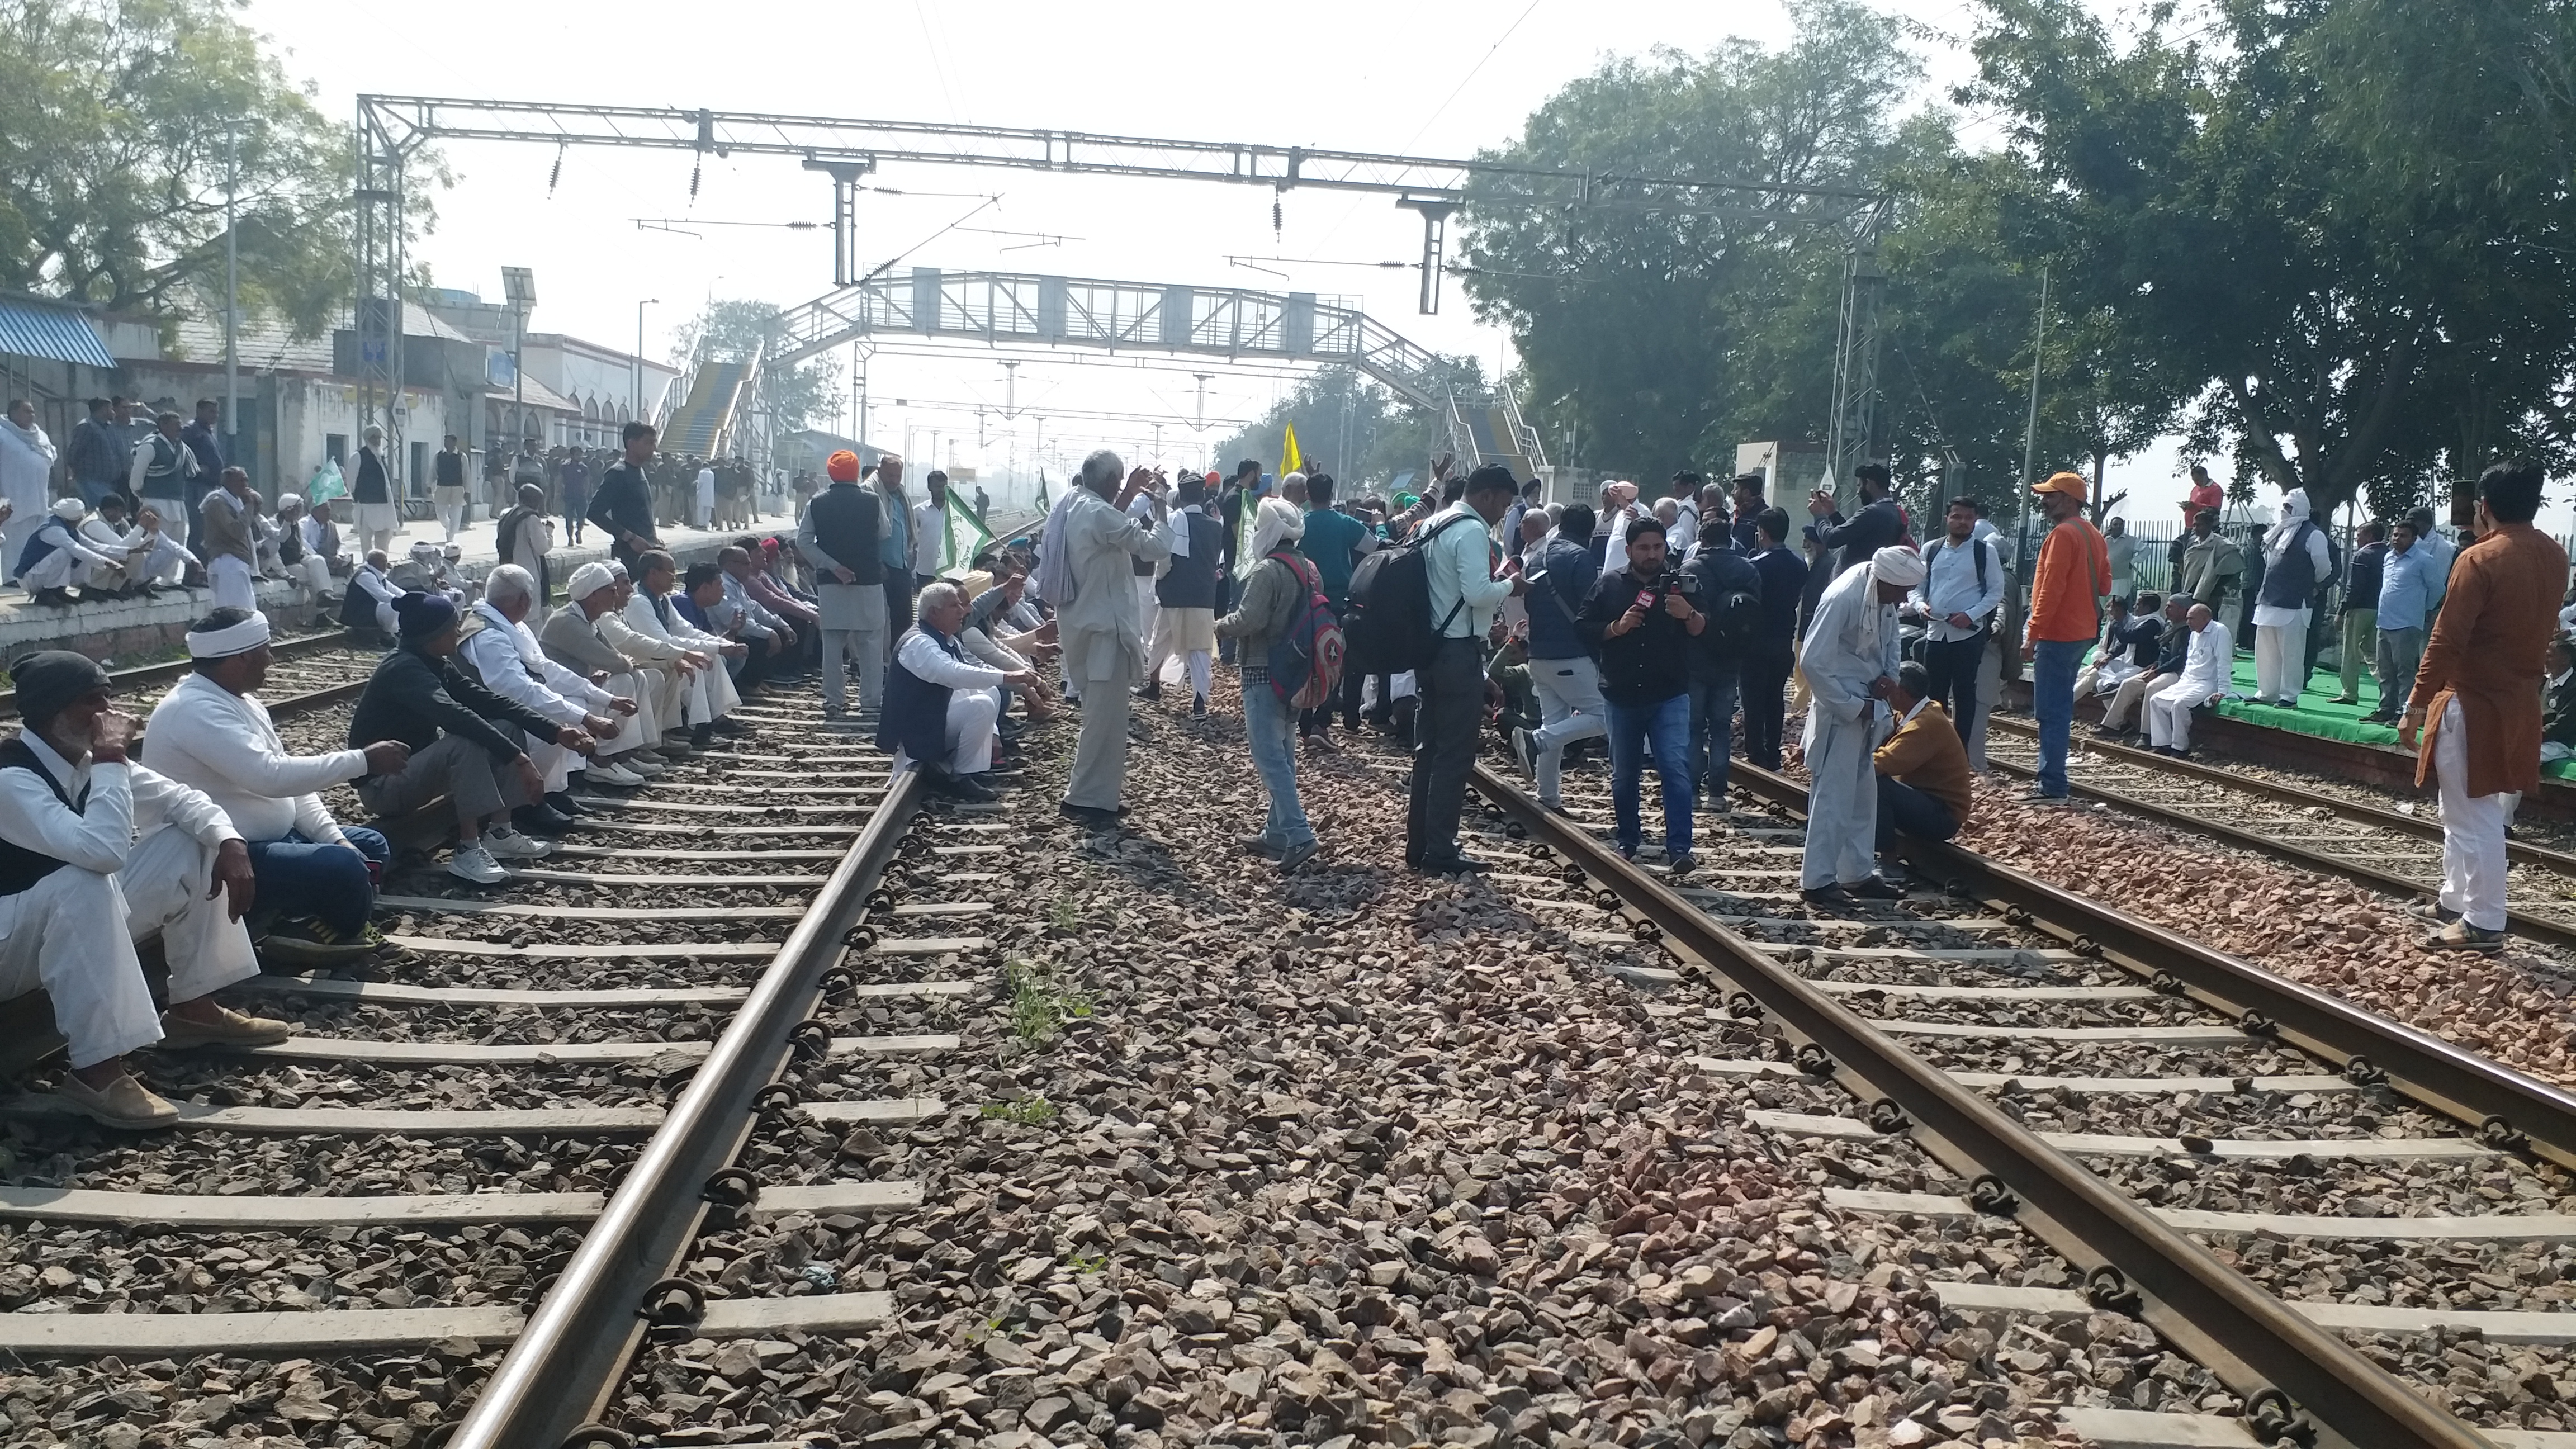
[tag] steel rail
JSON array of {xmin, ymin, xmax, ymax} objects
[
  {"xmin": 0, "ymin": 629, "xmax": 359, "ymax": 718},
  {"xmin": 1471, "ymin": 762, "xmax": 2494, "ymax": 1449},
  {"xmin": 443, "ymin": 766, "xmax": 929, "ymax": 1449},
  {"xmin": 1725, "ymin": 757, "xmax": 2576, "ymax": 1170},
  {"xmin": 1971, "ymin": 748, "xmax": 2576, "ymax": 951},
  {"xmin": 1985, "ymin": 713, "xmax": 2576, "ymax": 874}
]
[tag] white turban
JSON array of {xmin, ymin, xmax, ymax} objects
[
  {"xmin": 1246, "ymin": 496, "xmax": 1306, "ymax": 571},
  {"xmin": 187, "ymin": 610, "xmax": 272, "ymax": 659},
  {"xmin": 49, "ymin": 498, "xmax": 84, "ymax": 521},
  {"xmin": 566, "ymin": 562, "xmax": 618, "ymax": 599},
  {"xmin": 1870, "ymin": 544, "xmax": 1926, "ymax": 588}
]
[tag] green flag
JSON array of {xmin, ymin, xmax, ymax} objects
[
  {"xmin": 940, "ymin": 496, "xmax": 993, "ymax": 571},
  {"xmin": 1035, "ymin": 475, "xmax": 1049, "ymax": 510}
]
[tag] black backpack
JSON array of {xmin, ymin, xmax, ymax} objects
[
  {"xmin": 1687, "ymin": 553, "xmax": 1763, "ymax": 653},
  {"xmin": 1921, "ymin": 534, "xmax": 1999, "ymax": 623},
  {"xmin": 1344, "ymin": 513, "xmax": 1481, "ymax": 675}
]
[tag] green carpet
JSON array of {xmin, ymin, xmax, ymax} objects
[{"xmin": 2195, "ymin": 653, "xmax": 2576, "ymax": 778}]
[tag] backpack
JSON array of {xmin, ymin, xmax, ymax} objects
[
  {"xmin": 1692, "ymin": 558, "xmax": 1764, "ymax": 653},
  {"xmin": 1921, "ymin": 535, "xmax": 1997, "ymax": 623},
  {"xmin": 1264, "ymin": 551, "xmax": 1347, "ymax": 711},
  {"xmin": 1344, "ymin": 512, "xmax": 1480, "ymax": 674}
]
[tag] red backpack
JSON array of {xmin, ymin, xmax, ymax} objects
[{"xmin": 1265, "ymin": 551, "xmax": 1347, "ymax": 711}]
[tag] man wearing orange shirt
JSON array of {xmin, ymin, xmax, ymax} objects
[{"xmin": 2019, "ymin": 471, "xmax": 2111, "ymax": 804}]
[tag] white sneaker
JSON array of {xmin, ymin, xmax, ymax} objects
[
  {"xmin": 482, "ymin": 827, "xmax": 553, "ymax": 860},
  {"xmin": 618, "ymin": 754, "xmax": 668, "ymax": 776},
  {"xmin": 448, "ymin": 844, "xmax": 508, "ymax": 884},
  {"xmin": 584, "ymin": 761, "xmax": 646, "ymax": 787}
]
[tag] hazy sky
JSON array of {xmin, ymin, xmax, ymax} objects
[{"xmin": 246, "ymin": 0, "xmax": 2229, "ymax": 518}]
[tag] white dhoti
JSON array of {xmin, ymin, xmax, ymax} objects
[
  {"xmin": 592, "ymin": 672, "xmax": 653, "ymax": 755},
  {"xmin": 2254, "ymin": 615, "xmax": 2306, "ymax": 701},
  {"xmin": 134, "ymin": 539, "xmax": 193, "ymax": 586},
  {"xmin": 0, "ymin": 826, "xmax": 258, "ymax": 1069},
  {"xmin": 1134, "ymin": 577, "xmax": 1160, "ymax": 664},
  {"xmin": 296, "ymin": 553, "xmax": 334, "ymax": 601},
  {"xmin": 2433, "ymin": 697, "xmax": 2511, "ymax": 932},
  {"xmin": 677, "ymin": 656, "xmax": 741, "ymax": 726},
  {"xmin": 2147, "ymin": 680, "xmax": 2213, "ymax": 751},
  {"xmin": 525, "ymin": 733, "xmax": 574, "ymax": 793},
  {"xmin": 626, "ymin": 664, "xmax": 681, "ymax": 746},
  {"xmin": 889, "ymin": 688, "xmax": 1001, "ymax": 781},
  {"xmin": 17, "ymin": 548, "xmax": 77, "ymax": 592},
  {"xmin": 1800, "ymin": 708, "xmax": 1880, "ymax": 889},
  {"xmin": 209, "ymin": 555, "xmax": 255, "ymax": 612}
]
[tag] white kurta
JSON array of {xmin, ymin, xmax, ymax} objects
[
  {"xmin": 0, "ymin": 740, "xmax": 258, "ymax": 1068},
  {"xmin": 887, "ymin": 628, "xmax": 1006, "ymax": 779},
  {"xmin": 0, "ymin": 421, "xmax": 56, "ymax": 573},
  {"xmin": 622, "ymin": 592, "xmax": 740, "ymax": 724},
  {"xmin": 1797, "ymin": 563, "xmax": 1901, "ymax": 889},
  {"xmin": 143, "ymin": 673, "xmax": 364, "ymax": 845}
]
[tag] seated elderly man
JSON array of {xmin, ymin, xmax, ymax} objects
[
  {"xmin": 16, "ymin": 498, "xmax": 125, "ymax": 605},
  {"xmin": 0, "ymin": 651, "xmax": 283, "ymax": 1129},
  {"xmin": 145, "ymin": 609, "xmax": 408, "ymax": 960},
  {"xmin": 2075, "ymin": 591, "xmax": 2166, "ymax": 700},
  {"xmin": 879, "ymin": 579, "xmax": 1037, "ymax": 802},
  {"xmin": 1872, "ymin": 660, "xmax": 1975, "ymax": 859},
  {"xmin": 348, "ymin": 591, "xmax": 578, "ymax": 884},
  {"xmin": 743, "ymin": 538, "xmax": 821, "ymax": 636},
  {"xmin": 542, "ymin": 562, "xmax": 683, "ymax": 780},
  {"xmin": 686, "ymin": 558, "xmax": 787, "ymax": 694},
  {"xmin": 622, "ymin": 552, "xmax": 747, "ymax": 746},
  {"xmin": 2146, "ymin": 602, "xmax": 2235, "ymax": 759},
  {"xmin": 74, "ymin": 495, "xmax": 143, "ymax": 596},
  {"xmin": 460, "ymin": 565, "xmax": 641, "ymax": 830},
  {"xmin": 342, "ymin": 548, "xmax": 399, "ymax": 645},
  {"xmin": 125, "ymin": 503, "xmax": 200, "ymax": 594},
  {"xmin": 719, "ymin": 544, "xmax": 811, "ymax": 678}
]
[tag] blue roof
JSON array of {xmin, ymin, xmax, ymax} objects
[{"xmin": 0, "ymin": 296, "xmax": 115, "ymax": 370}]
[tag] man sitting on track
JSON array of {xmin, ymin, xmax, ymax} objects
[
  {"xmin": 1872, "ymin": 660, "xmax": 1974, "ymax": 861},
  {"xmin": 0, "ymin": 651, "xmax": 284, "ymax": 1129},
  {"xmin": 879, "ymin": 578, "xmax": 1035, "ymax": 803},
  {"xmin": 144, "ymin": 609, "xmax": 409, "ymax": 961},
  {"xmin": 342, "ymin": 548, "xmax": 399, "ymax": 646},
  {"xmin": 542, "ymin": 564, "xmax": 684, "ymax": 781},
  {"xmin": 460, "ymin": 565, "xmax": 642, "ymax": 832},
  {"xmin": 347, "ymin": 591, "xmax": 573, "ymax": 885},
  {"xmin": 2145, "ymin": 602, "xmax": 2234, "ymax": 759},
  {"xmin": 617, "ymin": 555, "xmax": 746, "ymax": 750}
]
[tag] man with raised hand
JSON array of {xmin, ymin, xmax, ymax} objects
[
  {"xmin": 0, "ymin": 651, "xmax": 281, "ymax": 1129},
  {"xmin": 1055, "ymin": 449, "xmax": 1171, "ymax": 828}
]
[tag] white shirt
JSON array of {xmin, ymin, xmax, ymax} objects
[
  {"xmin": 31, "ymin": 517, "xmax": 119, "ymax": 569},
  {"xmin": 624, "ymin": 590, "xmax": 728, "ymax": 655},
  {"xmin": 459, "ymin": 602, "xmax": 611, "ymax": 728},
  {"xmin": 1911, "ymin": 533, "xmax": 2005, "ymax": 642},
  {"xmin": 0, "ymin": 732, "xmax": 239, "ymax": 887},
  {"xmin": 897, "ymin": 627, "xmax": 1007, "ymax": 691},
  {"xmin": 913, "ymin": 497, "xmax": 949, "ymax": 576},
  {"xmin": 142, "ymin": 673, "xmax": 361, "ymax": 845},
  {"xmin": 2177, "ymin": 619, "xmax": 2234, "ymax": 697},
  {"xmin": 75, "ymin": 517, "xmax": 132, "ymax": 558}
]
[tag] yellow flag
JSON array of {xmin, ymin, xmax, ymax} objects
[{"xmin": 1280, "ymin": 424, "xmax": 1303, "ymax": 476}]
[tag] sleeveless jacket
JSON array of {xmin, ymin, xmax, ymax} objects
[
  {"xmin": 1153, "ymin": 513, "xmax": 1225, "ymax": 609},
  {"xmin": 137, "ymin": 433, "xmax": 191, "ymax": 496},
  {"xmin": 875, "ymin": 627, "xmax": 966, "ymax": 768},
  {"xmin": 0, "ymin": 736, "xmax": 85, "ymax": 896},
  {"xmin": 2258, "ymin": 520, "xmax": 2321, "ymax": 610},
  {"xmin": 14, "ymin": 520, "xmax": 68, "ymax": 580},
  {"xmin": 807, "ymin": 482, "xmax": 886, "ymax": 588}
]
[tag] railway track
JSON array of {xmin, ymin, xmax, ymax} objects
[
  {"xmin": 0, "ymin": 686, "xmax": 995, "ymax": 1447},
  {"xmin": 1979, "ymin": 715, "xmax": 2576, "ymax": 950},
  {"xmin": 1466, "ymin": 756, "xmax": 2576, "ymax": 1449}
]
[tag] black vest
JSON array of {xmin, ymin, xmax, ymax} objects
[
  {"xmin": 352, "ymin": 448, "xmax": 390, "ymax": 503},
  {"xmin": 806, "ymin": 483, "xmax": 885, "ymax": 588},
  {"xmin": 1154, "ymin": 513, "xmax": 1225, "ymax": 609},
  {"xmin": 2258, "ymin": 520, "xmax": 2321, "ymax": 610},
  {"xmin": 343, "ymin": 572, "xmax": 386, "ymax": 633},
  {"xmin": 0, "ymin": 736, "xmax": 84, "ymax": 896},
  {"xmin": 876, "ymin": 627, "xmax": 967, "ymax": 768}
]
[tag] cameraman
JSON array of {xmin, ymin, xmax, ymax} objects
[{"xmin": 1579, "ymin": 514, "xmax": 1706, "ymax": 871}]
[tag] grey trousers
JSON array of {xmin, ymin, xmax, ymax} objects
[
  {"xmin": 818, "ymin": 582, "xmax": 889, "ymax": 714},
  {"xmin": 1064, "ymin": 674, "xmax": 1134, "ymax": 811},
  {"xmin": 356, "ymin": 732, "xmax": 533, "ymax": 827},
  {"xmin": 2377, "ymin": 626, "xmax": 2426, "ymax": 713}
]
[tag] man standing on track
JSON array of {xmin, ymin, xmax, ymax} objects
[
  {"xmin": 2402, "ymin": 458, "xmax": 2568, "ymax": 953},
  {"xmin": 799, "ymin": 450, "xmax": 888, "ymax": 719},
  {"xmin": 1055, "ymin": 450, "xmax": 1170, "ymax": 828},
  {"xmin": 1407, "ymin": 465, "xmax": 1526, "ymax": 874},
  {"xmin": 1911, "ymin": 497, "xmax": 2006, "ymax": 768},
  {"xmin": 1798, "ymin": 544, "xmax": 1921, "ymax": 906},
  {"xmin": 2018, "ymin": 471, "xmax": 2111, "ymax": 804}
]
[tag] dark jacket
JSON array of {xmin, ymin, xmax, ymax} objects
[
  {"xmin": 1679, "ymin": 547, "xmax": 1762, "ymax": 680},
  {"xmin": 588, "ymin": 461, "xmax": 659, "ymax": 551},
  {"xmin": 1524, "ymin": 536, "xmax": 1598, "ymax": 662},
  {"xmin": 2548, "ymin": 672, "xmax": 2576, "ymax": 749},
  {"xmin": 1154, "ymin": 512, "xmax": 1226, "ymax": 609},
  {"xmin": 2345, "ymin": 541, "xmax": 2389, "ymax": 615},
  {"xmin": 2108, "ymin": 612, "xmax": 2165, "ymax": 667},
  {"xmin": 348, "ymin": 645, "xmax": 555, "ymax": 762},
  {"xmin": 1815, "ymin": 495, "xmax": 1905, "ymax": 576},
  {"xmin": 1748, "ymin": 545, "xmax": 1807, "ymax": 650},
  {"xmin": 2151, "ymin": 613, "xmax": 2193, "ymax": 675},
  {"xmin": 351, "ymin": 447, "xmax": 390, "ymax": 504},
  {"xmin": 1577, "ymin": 565, "xmax": 1693, "ymax": 708}
]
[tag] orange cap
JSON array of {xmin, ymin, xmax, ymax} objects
[
  {"xmin": 2033, "ymin": 470, "xmax": 2088, "ymax": 501},
  {"xmin": 826, "ymin": 450, "xmax": 861, "ymax": 482}
]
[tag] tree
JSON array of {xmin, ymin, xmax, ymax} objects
[
  {"xmin": 669, "ymin": 300, "xmax": 839, "ymax": 434},
  {"xmin": 1209, "ymin": 361, "xmax": 1485, "ymax": 489},
  {"xmin": 0, "ymin": 0, "xmax": 360, "ymax": 334},
  {"xmin": 1458, "ymin": 0, "xmax": 1915, "ymax": 480}
]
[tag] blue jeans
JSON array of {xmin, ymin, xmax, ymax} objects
[
  {"xmin": 247, "ymin": 828, "xmax": 390, "ymax": 934},
  {"xmin": 1685, "ymin": 670, "xmax": 1740, "ymax": 803},
  {"xmin": 2031, "ymin": 637, "xmax": 2088, "ymax": 795},
  {"xmin": 1242, "ymin": 680, "xmax": 1316, "ymax": 851},
  {"xmin": 1607, "ymin": 692, "xmax": 1693, "ymax": 860}
]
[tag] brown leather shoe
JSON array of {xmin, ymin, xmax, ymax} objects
[
  {"xmin": 157, "ymin": 1003, "xmax": 293, "ymax": 1050},
  {"xmin": 55, "ymin": 1071, "xmax": 179, "ymax": 1129}
]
